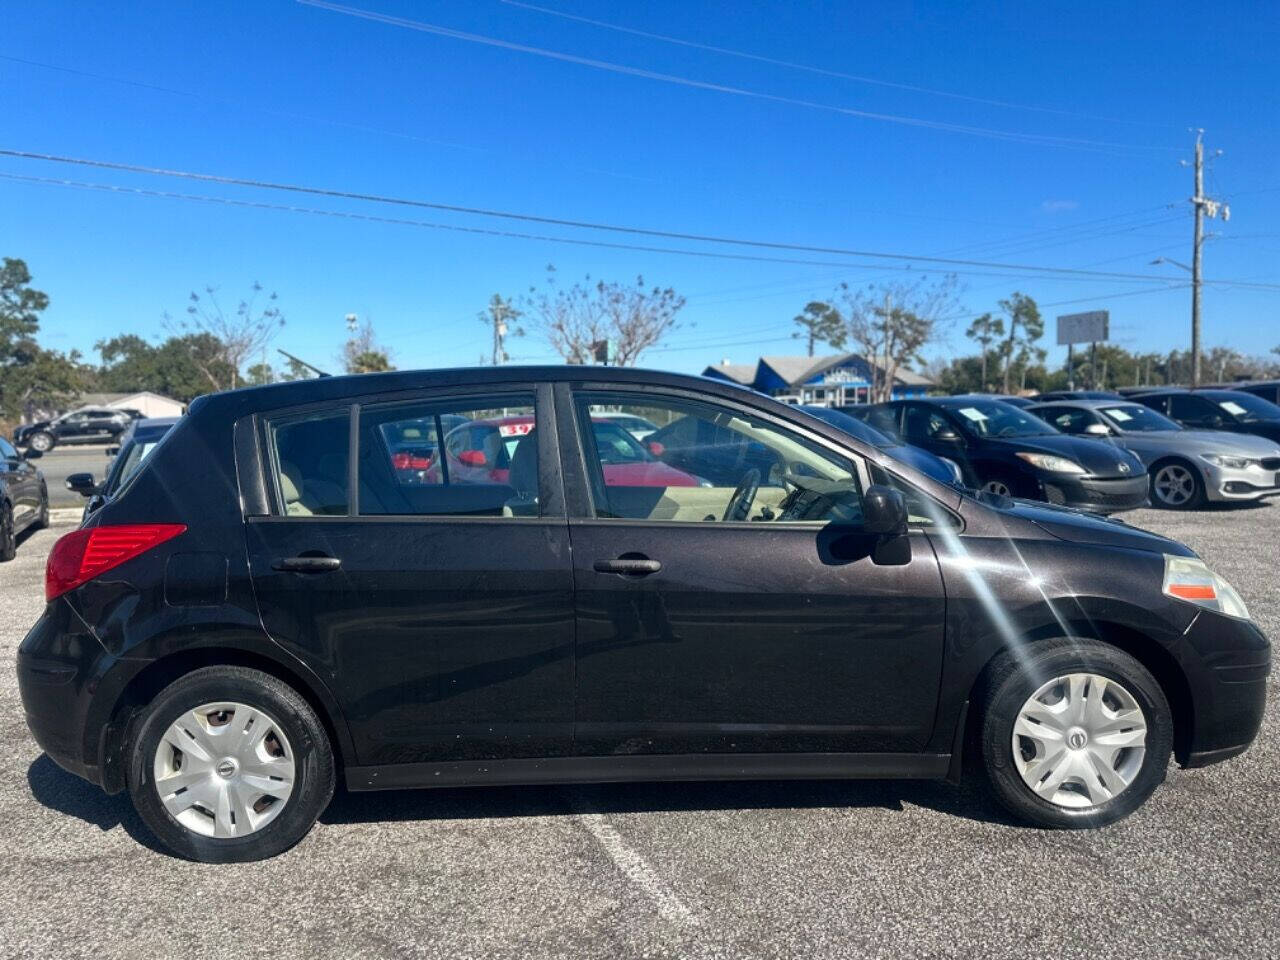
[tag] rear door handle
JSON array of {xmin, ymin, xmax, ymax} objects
[
  {"xmin": 593, "ymin": 557, "xmax": 662, "ymax": 576},
  {"xmin": 273, "ymin": 556, "xmax": 342, "ymax": 573}
]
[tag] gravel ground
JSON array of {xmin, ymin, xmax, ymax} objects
[{"xmin": 1, "ymin": 505, "xmax": 1277, "ymax": 960}]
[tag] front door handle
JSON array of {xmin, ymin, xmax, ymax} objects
[
  {"xmin": 273, "ymin": 556, "xmax": 342, "ymax": 573},
  {"xmin": 593, "ymin": 557, "xmax": 662, "ymax": 576}
]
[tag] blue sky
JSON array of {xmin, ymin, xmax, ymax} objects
[{"xmin": 4, "ymin": 0, "xmax": 1278, "ymax": 377}]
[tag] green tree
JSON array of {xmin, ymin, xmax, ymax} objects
[
  {"xmin": 964, "ymin": 312, "xmax": 1005, "ymax": 391},
  {"xmin": 791, "ymin": 301, "xmax": 842, "ymax": 357},
  {"xmin": 96, "ymin": 333, "xmax": 236, "ymax": 403},
  {"xmin": 0, "ymin": 257, "xmax": 85, "ymax": 420},
  {"xmin": 341, "ymin": 315, "xmax": 394, "ymax": 374},
  {"xmin": 997, "ymin": 292, "xmax": 1043, "ymax": 393},
  {"xmin": 479, "ymin": 295, "xmax": 523, "ymax": 365},
  {"xmin": 244, "ymin": 362, "xmax": 276, "ymax": 385}
]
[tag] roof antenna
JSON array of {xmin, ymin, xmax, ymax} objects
[{"xmin": 277, "ymin": 348, "xmax": 330, "ymax": 378}]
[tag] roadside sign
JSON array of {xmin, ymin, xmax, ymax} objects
[{"xmin": 1057, "ymin": 310, "xmax": 1109, "ymax": 345}]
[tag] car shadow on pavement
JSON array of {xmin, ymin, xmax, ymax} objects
[
  {"xmin": 320, "ymin": 775, "xmax": 1025, "ymax": 830},
  {"xmin": 26, "ymin": 754, "xmax": 169, "ymax": 855}
]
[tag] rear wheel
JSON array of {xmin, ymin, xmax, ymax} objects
[
  {"xmin": 0, "ymin": 502, "xmax": 15, "ymax": 561},
  {"xmin": 34, "ymin": 489, "xmax": 49, "ymax": 529},
  {"xmin": 1150, "ymin": 460, "xmax": 1205, "ymax": 509},
  {"xmin": 125, "ymin": 666, "xmax": 334, "ymax": 862},
  {"xmin": 977, "ymin": 638, "xmax": 1172, "ymax": 828}
]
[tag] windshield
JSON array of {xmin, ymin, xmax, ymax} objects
[
  {"xmin": 1205, "ymin": 391, "xmax": 1280, "ymax": 422},
  {"xmin": 943, "ymin": 401, "xmax": 1058, "ymax": 438},
  {"xmin": 799, "ymin": 406, "xmax": 898, "ymax": 450},
  {"xmin": 1098, "ymin": 404, "xmax": 1181, "ymax": 432}
]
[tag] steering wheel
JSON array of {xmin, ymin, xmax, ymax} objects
[{"xmin": 722, "ymin": 468, "xmax": 761, "ymax": 522}]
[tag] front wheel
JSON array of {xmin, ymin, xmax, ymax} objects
[
  {"xmin": 126, "ymin": 666, "xmax": 335, "ymax": 862},
  {"xmin": 1150, "ymin": 460, "xmax": 1205, "ymax": 509},
  {"xmin": 26, "ymin": 431, "xmax": 54, "ymax": 453},
  {"xmin": 977, "ymin": 638, "xmax": 1172, "ymax": 829}
]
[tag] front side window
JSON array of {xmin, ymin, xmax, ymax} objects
[
  {"xmin": 902, "ymin": 405, "xmax": 956, "ymax": 443},
  {"xmin": 266, "ymin": 409, "xmax": 350, "ymax": 516},
  {"xmin": 358, "ymin": 394, "xmax": 540, "ymax": 517},
  {"xmin": 575, "ymin": 392, "xmax": 862, "ymax": 525},
  {"xmin": 1169, "ymin": 394, "xmax": 1221, "ymax": 424}
]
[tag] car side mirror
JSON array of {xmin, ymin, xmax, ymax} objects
[
  {"xmin": 65, "ymin": 472, "xmax": 100, "ymax": 497},
  {"xmin": 1084, "ymin": 423, "xmax": 1110, "ymax": 436},
  {"xmin": 934, "ymin": 429, "xmax": 963, "ymax": 444},
  {"xmin": 863, "ymin": 484, "xmax": 908, "ymax": 536},
  {"xmin": 646, "ymin": 441, "xmax": 665, "ymax": 457},
  {"xmin": 106, "ymin": 446, "xmax": 120, "ymax": 457}
]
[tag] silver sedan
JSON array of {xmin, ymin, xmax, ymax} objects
[{"xmin": 1027, "ymin": 399, "xmax": 1280, "ymax": 509}]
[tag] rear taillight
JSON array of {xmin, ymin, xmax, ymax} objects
[{"xmin": 46, "ymin": 523, "xmax": 186, "ymax": 602}]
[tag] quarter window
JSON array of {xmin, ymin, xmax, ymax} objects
[
  {"xmin": 358, "ymin": 395, "xmax": 540, "ymax": 517},
  {"xmin": 575, "ymin": 392, "xmax": 862, "ymax": 524}
]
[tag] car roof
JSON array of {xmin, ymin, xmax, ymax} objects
[
  {"xmin": 928, "ymin": 394, "xmax": 1023, "ymax": 406},
  {"xmin": 1027, "ymin": 398, "xmax": 1144, "ymax": 410},
  {"xmin": 189, "ymin": 366, "xmax": 795, "ymax": 421}
]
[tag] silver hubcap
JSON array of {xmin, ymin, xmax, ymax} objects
[
  {"xmin": 30, "ymin": 434, "xmax": 50, "ymax": 451},
  {"xmin": 153, "ymin": 701, "xmax": 296, "ymax": 838},
  {"xmin": 983, "ymin": 480, "xmax": 1011, "ymax": 497},
  {"xmin": 1153, "ymin": 464, "xmax": 1194, "ymax": 505},
  {"xmin": 1012, "ymin": 673, "xmax": 1147, "ymax": 809}
]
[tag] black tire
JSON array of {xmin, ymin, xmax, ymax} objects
[
  {"xmin": 0, "ymin": 502, "xmax": 15, "ymax": 562},
  {"xmin": 1149, "ymin": 458, "xmax": 1205, "ymax": 510},
  {"xmin": 977, "ymin": 637, "xmax": 1173, "ymax": 829},
  {"xmin": 125, "ymin": 666, "xmax": 335, "ymax": 862},
  {"xmin": 27, "ymin": 431, "xmax": 54, "ymax": 453},
  {"xmin": 34, "ymin": 488, "xmax": 49, "ymax": 529}
]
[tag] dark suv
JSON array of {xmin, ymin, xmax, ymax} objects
[
  {"xmin": 14, "ymin": 406, "xmax": 132, "ymax": 452},
  {"xmin": 17, "ymin": 367, "xmax": 1269, "ymax": 862}
]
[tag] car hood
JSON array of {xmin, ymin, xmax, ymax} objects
[
  {"xmin": 16, "ymin": 420, "xmax": 52, "ymax": 434},
  {"xmin": 987, "ymin": 434, "xmax": 1139, "ymax": 477},
  {"xmin": 1119, "ymin": 429, "xmax": 1280, "ymax": 458},
  {"xmin": 990, "ymin": 497, "xmax": 1192, "ymax": 555}
]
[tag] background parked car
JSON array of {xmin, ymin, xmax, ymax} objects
[
  {"xmin": 66, "ymin": 416, "xmax": 180, "ymax": 521},
  {"xmin": 849, "ymin": 395, "xmax": 1148, "ymax": 512},
  {"xmin": 14, "ymin": 405, "xmax": 132, "ymax": 452},
  {"xmin": 0, "ymin": 434, "xmax": 48, "ymax": 560},
  {"xmin": 800, "ymin": 406, "xmax": 964, "ymax": 488},
  {"xmin": 1032, "ymin": 390, "xmax": 1122, "ymax": 403},
  {"xmin": 1132, "ymin": 389, "xmax": 1280, "ymax": 444},
  {"xmin": 1028, "ymin": 399, "xmax": 1280, "ymax": 509},
  {"xmin": 1224, "ymin": 380, "xmax": 1280, "ymax": 406}
]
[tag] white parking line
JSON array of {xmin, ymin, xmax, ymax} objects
[{"xmin": 569, "ymin": 792, "xmax": 697, "ymax": 927}]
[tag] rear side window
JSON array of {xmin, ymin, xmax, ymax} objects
[
  {"xmin": 357, "ymin": 394, "xmax": 539, "ymax": 517},
  {"xmin": 266, "ymin": 410, "xmax": 350, "ymax": 516}
]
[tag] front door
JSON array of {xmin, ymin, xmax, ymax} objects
[
  {"xmin": 244, "ymin": 387, "xmax": 576, "ymax": 767},
  {"xmin": 561, "ymin": 387, "xmax": 947, "ymax": 757},
  {"xmin": 0, "ymin": 437, "xmax": 38, "ymax": 526}
]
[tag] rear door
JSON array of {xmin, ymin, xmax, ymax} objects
[
  {"xmin": 559, "ymin": 385, "xmax": 947, "ymax": 757},
  {"xmin": 243, "ymin": 384, "xmax": 576, "ymax": 767}
]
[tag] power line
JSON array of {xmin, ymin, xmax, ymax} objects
[
  {"xmin": 498, "ymin": 0, "xmax": 1179, "ymax": 130},
  {"xmin": 297, "ymin": 0, "xmax": 1179, "ymax": 156},
  {"xmin": 12, "ymin": 148, "xmax": 1272, "ymax": 289}
]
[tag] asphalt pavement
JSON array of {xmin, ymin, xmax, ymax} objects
[
  {"xmin": 28, "ymin": 444, "xmax": 112, "ymax": 507},
  {"xmin": 1, "ymin": 505, "xmax": 1277, "ymax": 960}
]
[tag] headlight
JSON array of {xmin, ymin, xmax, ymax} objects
[
  {"xmin": 1201, "ymin": 453, "xmax": 1255, "ymax": 469},
  {"xmin": 1162, "ymin": 554, "xmax": 1251, "ymax": 620},
  {"xmin": 1015, "ymin": 452, "xmax": 1086, "ymax": 474}
]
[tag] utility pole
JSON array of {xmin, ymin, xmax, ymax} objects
[
  {"xmin": 1187, "ymin": 131, "xmax": 1229, "ymax": 387},
  {"xmin": 483, "ymin": 295, "xmax": 521, "ymax": 365}
]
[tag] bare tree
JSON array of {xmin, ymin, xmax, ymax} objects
[
  {"xmin": 164, "ymin": 282, "xmax": 284, "ymax": 390},
  {"xmin": 525, "ymin": 266, "xmax": 685, "ymax": 366},
  {"xmin": 832, "ymin": 276, "xmax": 959, "ymax": 402}
]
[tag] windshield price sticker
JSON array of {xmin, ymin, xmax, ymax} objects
[
  {"xmin": 1218, "ymin": 401, "xmax": 1247, "ymax": 416},
  {"xmin": 1104, "ymin": 408, "xmax": 1133, "ymax": 421},
  {"xmin": 958, "ymin": 407, "xmax": 988, "ymax": 422}
]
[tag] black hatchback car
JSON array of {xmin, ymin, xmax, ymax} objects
[
  {"xmin": 18, "ymin": 367, "xmax": 1269, "ymax": 862},
  {"xmin": 851, "ymin": 396, "xmax": 1148, "ymax": 512}
]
